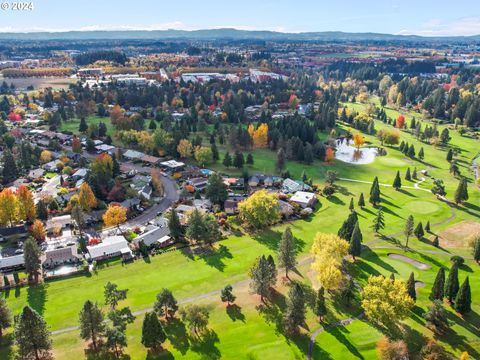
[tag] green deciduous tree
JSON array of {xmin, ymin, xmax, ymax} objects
[
  {"xmin": 220, "ymin": 285, "xmax": 236, "ymax": 306},
  {"xmin": 104, "ymin": 282, "xmax": 128, "ymax": 311},
  {"xmin": 206, "ymin": 172, "xmax": 228, "ymax": 207},
  {"xmin": 179, "ymin": 305, "xmax": 209, "ymax": 335},
  {"xmin": 0, "ymin": 298, "xmax": 12, "ymax": 338}
]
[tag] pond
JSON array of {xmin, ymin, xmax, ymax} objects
[{"xmin": 335, "ymin": 139, "xmax": 378, "ymax": 165}]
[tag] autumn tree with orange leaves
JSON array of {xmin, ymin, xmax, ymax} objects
[
  {"xmin": 17, "ymin": 185, "xmax": 36, "ymax": 222},
  {"xmin": 396, "ymin": 115, "xmax": 405, "ymax": 129},
  {"xmin": 325, "ymin": 147, "xmax": 335, "ymax": 163},
  {"xmin": 30, "ymin": 220, "xmax": 46, "ymax": 242},
  {"xmin": 353, "ymin": 133, "xmax": 365, "ymax": 149},
  {"xmin": 110, "ymin": 105, "xmax": 124, "ymax": 125}
]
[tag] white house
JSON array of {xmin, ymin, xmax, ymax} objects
[
  {"xmin": 87, "ymin": 236, "xmax": 132, "ymax": 261},
  {"xmin": 290, "ymin": 191, "xmax": 317, "ymax": 208}
]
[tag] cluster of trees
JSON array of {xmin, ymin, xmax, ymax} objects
[
  {"xmin": 75, "ymin": 50, "xmax": 128, "ymax": 66},
  {"xmin": 0, "ymin": 186, "xmax": 36, "ymax": 227}
]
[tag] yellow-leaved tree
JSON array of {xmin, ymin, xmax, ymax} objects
[
  {"xmin": 0, "ymin": 188, "xmax": 19, "ymax": 227},
  {"xmin": 238, "ymin": 190, "xmax": 280, "ymax": 229},
  {"xmin": 30, "ymin": 219, "xmax": 46, "ymax": 242},
  {"xmin": 78, "ymin": 182, "xmax": 97, "ymax": 211},
  {"xmin": 362, "ymin": 275, "xmax": 414, "ymax": 326},
  {"xmin": 40, "ymin": 150, "xmax": 52, "ymax": 164},
  {"xmin": 177, "ymin": 139, "xmax": 193, "ymax": 159},
  {"xmin": 102, "ymin": 204, "xmax": 127, "ymax": 231},
  {"xmin": 251, "ymin": 123, "xmax": 269, "ymax": 148},
  {"xmin": 352, "ymin": 133, "xmax": 365, "ymax": 149},
  {"xmin": 310, "ymin": 233, "xmax": 349, "ymax": 291}
]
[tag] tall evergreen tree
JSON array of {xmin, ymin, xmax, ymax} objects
[
  {"xmin": 407, "ymin": 144, "xmax": 416, "ymax": 158},
  {"xmin": 14, "ymin": 306, "xmax": 52, "ymax": 360},
  {"xmin": 276, "ymin": 148, "xmax": 286, "ymax": 171},
  {"xmin": 454, "ymin": 277, "xmax": 471, "ymax": 314},
  {"xmin": 349, "ymin": 221, "xmax": 362, "ymax": 260},
  {"xmin": 205, "ymin": 173, "xmax": 228, "ymax": 206},
  {"xmin": 473, "ymin": 237, "xmax": 480, "ymax": 263},
  {"xmin": 369, "ymin": 177, "xmax": 381, "ymax": 206},
  {"xmin": 392, "ymin": 171, "xmax": 402, "ymax": 190},
  {"xmin": 358, "ymin": 193, "xmax": 365, "ymax": 208},
  {"xmin": 79, "ymin": 117, "xmax": 88, "ymax": 133},
  {"xmin": 407, "ymin": 272, "xmax": 416, "ymax": 302},
  {"xmin": 315, "ymin": 287, "xmax": 327, "ymax": 321},
  {"xmin": 454, "ymin": 177, "xmax": 468, "ymax": 205},
  {"xmin": 446, "ymin": 148, "xmax": 453, "ymax": 162},
  {"xmin": 405, "ymin": 168, "xmax": 411, "ymax": 181},
  {"xmin": 154, "ymin": 289, "xmax": 178, "ymax": 320},
  {"xmin": 404, "ymin": 215, "xmax": 414, "ymax": 248},
  {"xmin": 414, "ymin": 222, "xmax": 424, "ymax": 239},
  {"xmin": 167, "ymin": 209, "xmax": 183, "ymax": 241},
  {"xmin": 233, "ymin": 151, "xmax": 244, "ymax": 169},
  {"xmin": 445, "ymin": 263, "xmax": 459, "ymax": 303},
  {"xmin": 246, "ymin": 153, "xmax": 254, "ymax": 165},
  {"xmin": 338, "ymin": 211, "xmax": 358, "ymax": 241},
  {"xmin": 2, "ymin": 149, "xmax": 18, "ymax": 184},
  {"xmin": 141, "ymin": 312, "xmax": 166, "ymax": 350},
  {"xmin": 425, "ymin": 220, "xmax": 431, "ymax": 233},
  {"xmin": 412, "ymin": 167, "xmax": 418, "ymax": 180},
  {"xmin": 35, "ymin": 200, "xmax": 48, "ymax": 221},
  {"xmin": 278, "ymin": 227, "xmax": 297, "ymax": 278},
  {"xmin": 418, "ymin": 147, "xmax": 424, "ymax": 160},
  {"xmin": 283, "ymin": 283, "xmax": 306, "ymax": 334},
  {"xmin": 371, "ymin": 207, "xmax": 385, "ymax": 233},
  {"xmin": 348, "ymin": 198, "xmax": 354, "ymax": 212},
  {"xmin": 220, "ymin": 285, "xmax": 236, "ymax": 306},
  {"xmin": 249, "ymin": 255, "xmax": 276, "ymax": 302},
  {"xmin": 79, "ymin": 300, "xmax": 105, "ymax": 351},
  {"xmin": 23, "ymin": 238, "xmax": 41, "ymax": 282},
  {"xmin": 222, "ymin": 152, "xmax": 232, "ymax": 167}
]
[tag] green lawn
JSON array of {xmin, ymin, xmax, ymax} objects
[{"xmin": 57, "ymin": 116, "xmax": 113, "ymax": 136}]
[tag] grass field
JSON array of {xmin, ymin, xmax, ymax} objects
[
  {"xmin": 1, "ymin": 100, "xmax": 479, "ymax": 359},
  {"xmin": 57, "ymin": 116, "xmax": 114, "ymax": 137}
]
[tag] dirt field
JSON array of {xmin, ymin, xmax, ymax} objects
[
  {"xmin": 437, "ymin": 220, "xmax": 480, "ymax": 248},
  {"xmin": 0, "ymin": 74, "xmax": 76, "ymax": 90}
]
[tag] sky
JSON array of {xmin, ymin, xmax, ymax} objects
[{"xmin": 0, "ymin": 0, "xmax": 479, "ymax": 36}]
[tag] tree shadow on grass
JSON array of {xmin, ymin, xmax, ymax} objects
[
  {"xmin": 200, "ymin": 244, "xmax": 233, "ymax": 272},
  {"xmin": 361, "ymin": 248, "xmax": 398, "ymax": 274},
  {"xmin": 177, "ymin": 244, "xmax": 194, "ymax": 261},
  {"xmin": 336, "ymin": 185, "xmax": 354, "ymax": 197},
  {"xmin": 360, "ymin": 207, "xmax": 375, "ymax": 215},
  {"xmin": 226, "ymin": 304, "xmax": 246, "ymax": 322},
  {"xmin": 163, "ymin": 318, "xmax": 190, "ymax": 355},
  {"xmin": 251, "ymin": 229, "xmax": 283, "ymax": 251},
  {"xmin": 380, "ymin": 197, "xmax": 401, "ymax": 209},
  {"xmin": 27, "ymin": 282, "xmax": 47, "ymax": 315},
  {"xmin": 85, "ymin": 347, "xmax": 131, "ymax": 360},
  {"xmin": 326, "ymin": 195, "xmax": 345, "ymax": 206},
  {"xmin": 255, "ymin": 289, "xmax": 287, "ymax": 335},
  {"xmin": 402, "ymin": 324, "xmax": 428, "ymax": 356},
  {"xmin": 145, "ymin": 348, "xmax": 174, "ymax": 360},
  {"xmin": 381, "ymin": 205, "xmax": 403, "ymax": 219},
  {"xmin": 398, "ymin": 188, "xmax": 417, "ymax": 197},
  {"xmin": 325, "ymin": 325, "xmax": 364, "ymax": 359},
  {"xmin": 189, "ymin": 328, "xmax": 221, "ymax": 360},
  {"xmin": 410, "ymin": 305, "xmax": 426, "ymax": 327}
]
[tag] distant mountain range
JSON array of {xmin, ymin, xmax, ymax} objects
[{"xmin": 0, "ymin": 28, "xmax": 479, "ymax": 42}]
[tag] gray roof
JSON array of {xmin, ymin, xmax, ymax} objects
[
  {"xmin": 134, "ymin": 222, "xmax": 170, "ymax": 247},
  {"xmin": 0, "ymin": 254, "xmax": 24, "ymax": 269}
]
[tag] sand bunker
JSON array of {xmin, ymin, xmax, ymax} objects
[
  {"xmin": 415, "ymin": 281, "xmax": 425, "ymax": 289},
  {"xmin": 335, "ymin": 139, "xmax": 377, "ymax": 165},
  {"xmin": 388, "ymin": 253, "xmax": 431, "ymax": 270}
]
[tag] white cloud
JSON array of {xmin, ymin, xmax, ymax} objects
[{"xmin": 397, "ymin": 17, "xmax": 480, "ymax": 36}]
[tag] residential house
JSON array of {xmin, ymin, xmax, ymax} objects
[
  {"xmin": 248, "ymin": 176, "xmax": 260, "ymax": 187},
  {"xmin": 87, "ymin": 235, "xmax": 132, "ymax": 261},
  {"xmin": 123, "ymin": 149, "xmax": 145, "ymax": 161},
  {"xmin": 28, "ymin": 168, "xmax": 45, "ymax": 180},
  {"xmin": 290, "ymin": 191, "xmax": 317, "ymax": 208},
  {"xmin": 133, "ymin": 218, "xmax": 171, "ymax": 248},
  {"xmin": 160, "ymin": 160, "xmax": 185, "ymax": 172},
  {"xmin": 43, "ymin": 159, "xmax": 62, "ymax": 172},
  {"xmin": 46, "ymin": 214, "xmax": 72, "ymax": 233},
  {"xmin": 279, "ymin": 200, "xmax": 295, "ymax": 218},
  {"xmin": 187, "ymin": 177, "xmax": 208, "ymax": 191},
  {"xmin": 44, "ymin": 243, "xmax": 80, "ymax": 267},
  {"xmin": 282, "ymin": 178, "xmax": 312, "ymax": 193},
  {"xmin": 0, "ymin": 254, "xmax": 24, "ymax": 272}
]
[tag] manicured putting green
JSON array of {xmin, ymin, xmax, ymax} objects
[{"xmin": 404, "ymin": 200, "xmax": 440, "ymax": 214}]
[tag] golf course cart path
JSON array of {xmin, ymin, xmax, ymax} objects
[
  {"xmin": 339, "ymin": 176, "xmax": 430, "ymax": 192},
  {"xmin": 307, "ymin": 313, "xmax": 365, "ymax": 360},
  {"xmin": 387, "ymin": 253, "xmax": 431, "ymax": 269}
]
